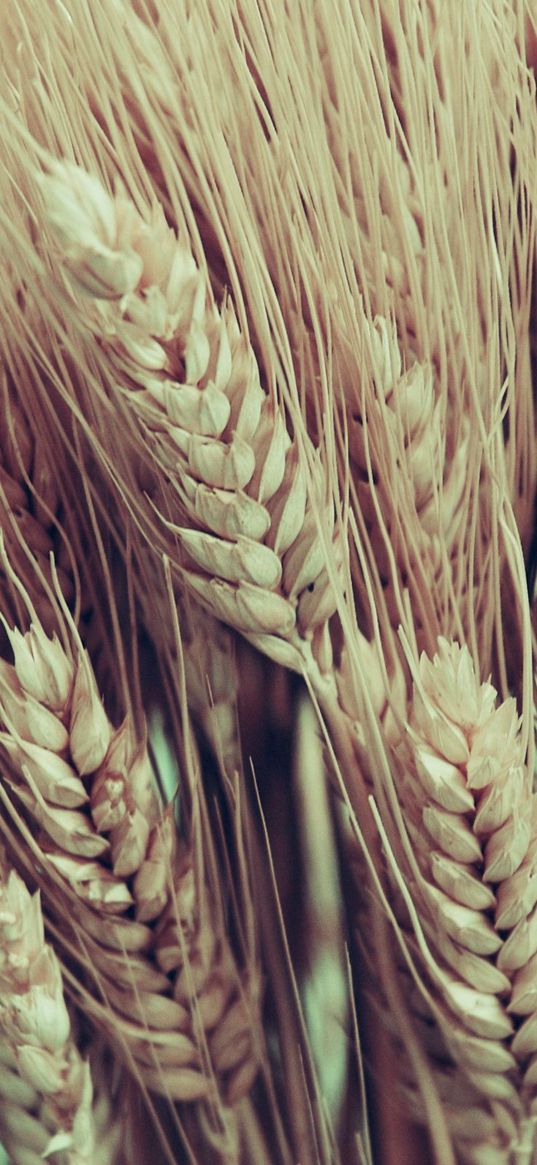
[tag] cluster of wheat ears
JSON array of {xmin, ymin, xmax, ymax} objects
[{"xmin": 1, "ymin": 1, "xmax": 537, "ymax": 1163}]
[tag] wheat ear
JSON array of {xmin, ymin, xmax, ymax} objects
[
  {"xmin": 388, "ymin": 638, "xmax": 537, "ymax": 1159},
  {"xmin": 321, "ymin": 58, "xmax": 423, "ymax": 321},
  {"xmin": 35, "ymin": 152, "xmax": 400, "ymax": 869},
  {"xmin": 348, "ymin": 314, "xmax": 470, "ymax": 631},
  {"xmin": 0, "ymin": 612, "xmax": 259, "ymax": 1109},
  {"xmin": 37, "ymin": 159, "xmax": 343, "ymax": 679},
  {"xmin": 0, "ymin": 853, "xmax": 97, "ymax": 1165},
  {"xmin": 153, "ymin": 841, "xmax": 261, "ymax": 1106}
]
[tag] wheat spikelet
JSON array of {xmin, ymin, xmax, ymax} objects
[{"xmin": 342, "ymin": 313, "xmax": 470, "ymax": 640}]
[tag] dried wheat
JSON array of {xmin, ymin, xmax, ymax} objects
[
  {"xmin": 389, "ymin": 638, "xmax": 537, "ymax": 1159},
  {"xmin": 345, "ymin": 313, "xmax": 474, "ymax": 640},
  {"xmin": 1, "ymin": 4, "xmax": 535, "ymax": 1163},
  {"xmin": 37, "ymin": 160, "xmax": 342, "ymax": 679},
  {"xmin": 0, "ymin": 613, "xmax": 260, "ymax": 1109},
  {"xmin": 0, "ymin": 854, "xmax": 97, "ymax": 1165}
]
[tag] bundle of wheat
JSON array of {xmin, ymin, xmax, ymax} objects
[{"xmin": 0, "ymin": 2, "xmax": 536, "ymax": 1164}]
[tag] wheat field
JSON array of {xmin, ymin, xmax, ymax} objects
[{"xmin": 0, "ymin": 1, "xmax": 536, "ymax": 1162}]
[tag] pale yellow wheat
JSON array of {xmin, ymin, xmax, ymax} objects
[
  {"xmin": 0, "ymin": 855, "xmax": 96, "ymax": 1165},
  {"xmin": 37, "ymin": 160, "xmax": 343, "ymax": 682},
  {"xmin": 387, "ymin": 639, "xmax": 537, "ymax": 1162},
  {"xmin": 0, "ymin": 613, "xmax": 259, "ymax": 1111}
]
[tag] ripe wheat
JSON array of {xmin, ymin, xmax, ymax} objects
[
  {"xmin": 0, "ymin": 612, "xmax": 259, "ymax": 1112},
  {"xmin": 383, "ymin": 639, "xmax": 537, "ymax": 1161},
  {"xmin": 0, "ymin": 855, "xmax": 97, "ymax": 1165},
  {"xmin": 37, "ymin": 160, "xmax": 343, "ymax": 679},
  {"xmin": 0, "ymin": 2, "xmax": 536, "ymax": 1164}
]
